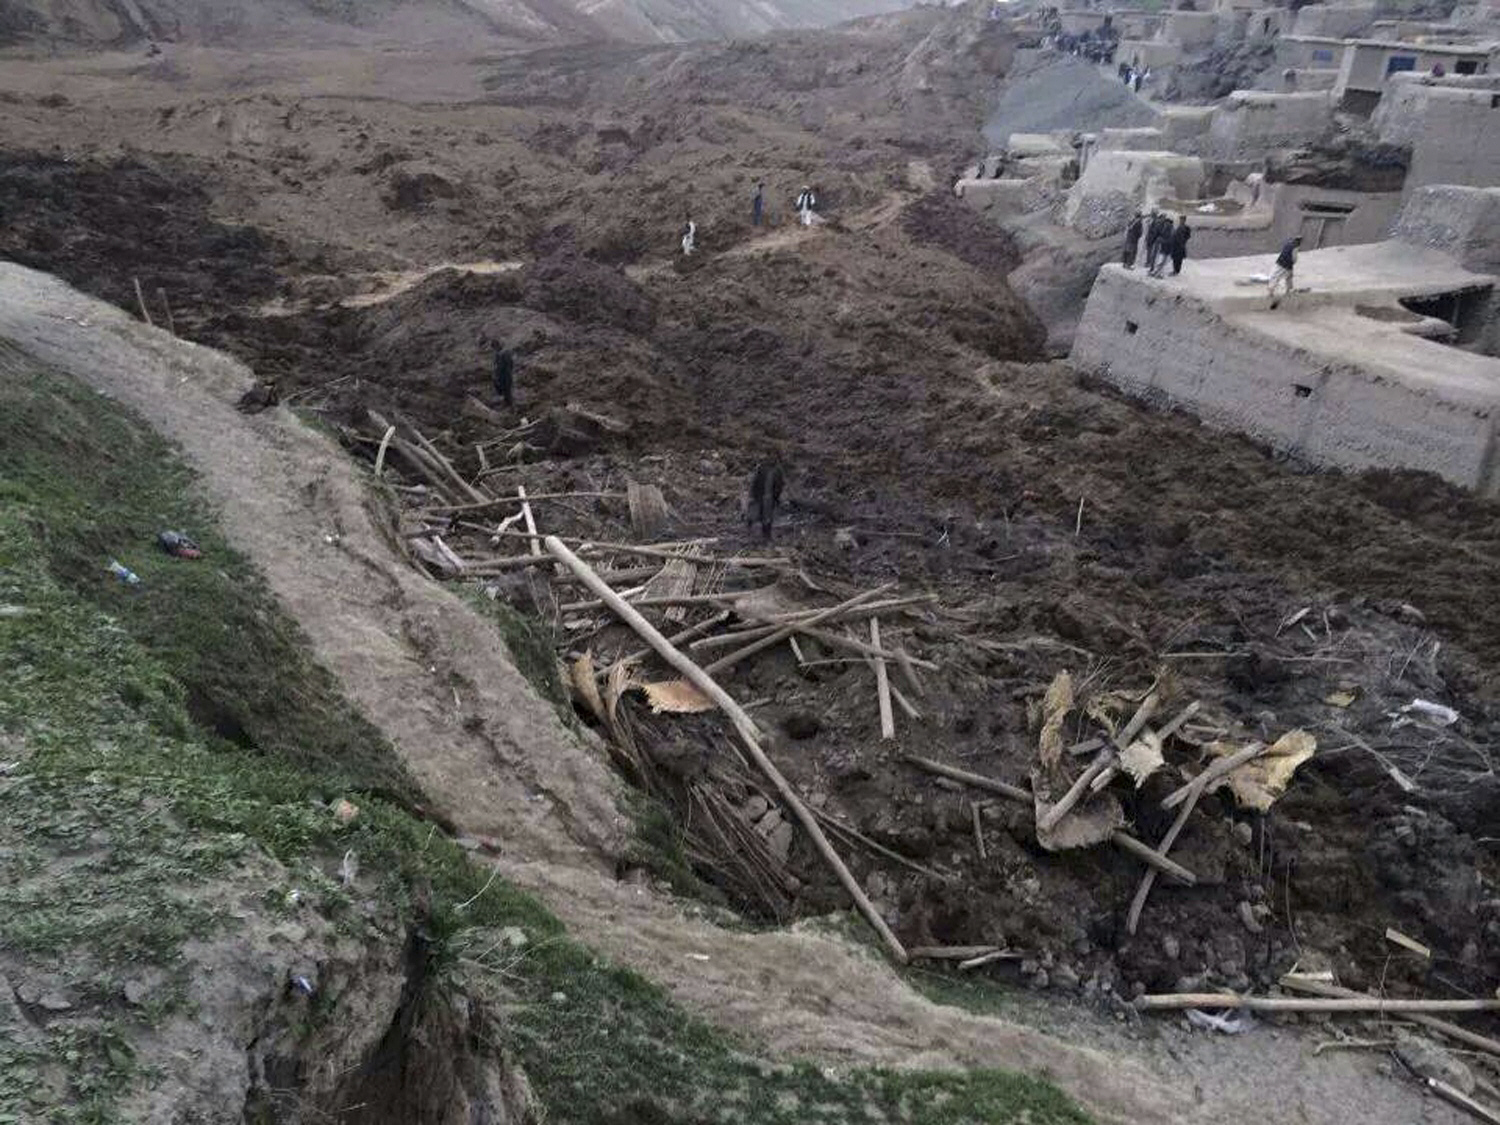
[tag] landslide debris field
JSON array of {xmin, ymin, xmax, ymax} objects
[{"xmin": 4, "ymin": 7, "xmax": 1500, "ymax": 1068}]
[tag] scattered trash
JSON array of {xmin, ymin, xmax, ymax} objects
[
  {"xmin": 639, "ymin": 679, "xmax": 715, "ymax": 714},
  {"xmin": 339, "ymin": 849, "xmax": 359, "ymax": 887},
  {"xmin": 685, "ymin": 953, "xmax": 711, "ymax": 962},
  {"xmin": 156, "ymin": 530, "xmax": 202, "ymax": 559},
  {"xmin": 0, "ymin": 605, "xmax": 31, "ymax": 618},
  {"xmin": 332, "ymin": 798, "xmax": 359, "ymax": 824},
  {"xmin": 1205, "ymin": 729, "xmax": 1315, "ymax": 811},
  {"xmin": 1385, "ymin": 927, "xmax": 1432, "ymax": 960},
  {"xmin": 1399, "ymin": 699, "xmax": 1458, "ymax": 727},
  {"xmin": 107, "ymin": 559, "xmax": 142, "ymax": 586},
  {"xmin": 1277, "ymin": 606, "xmax": 1310, "ymax": 635},
  {"xmin": 289, "ymin": 974, "xmax": 316, "ymax": 997},
  {"xmin": 1185, "ymin": 1008, "xmax": 1254, "ymax": 1035},
  {"xmin": 1118, "ymin": 733, "xmax": 1164, "ymax": 787},
  {"xmin": 1324, "ymin": 689, "xmax": 1357, "ymax": 708},
  {"xmin": 499, "ymin": 926, "xmax": 528, "ymax": 949},
  {"xmin": 284, "ymin": 889, "xmax": 304, "ymax": 907}
]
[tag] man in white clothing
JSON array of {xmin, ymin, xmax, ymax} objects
[{"xmin": 795, "ymin": 185, "xmax": 816, "ymax": 227}]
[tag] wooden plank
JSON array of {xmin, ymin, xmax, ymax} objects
[{"xmin": 871, "ymin": 618, "xmax": 895, "ymax": 740}]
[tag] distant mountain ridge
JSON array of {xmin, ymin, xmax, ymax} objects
[{"xmin": 0, "ymin": 0, "xmax": 914, "ymax": 48}]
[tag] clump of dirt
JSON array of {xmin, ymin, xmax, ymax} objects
[
  {"xmin": 0, "ymin": 150, "xmax": 289, "ymax": 316},
  {"xmin": 1266, "ymin": 134, "xmax": 1411, "ymax": 193},
  {"xmin": 522, "ymin": 237, "xmax": 657, "ymax": 333},
  {"xmin": 901, "ymin": 190, "xmax": 1025, "ymax": 277},
  {"xmin": 1162, "ymin": 41, "xmax": 1276, "ymax": 103}
]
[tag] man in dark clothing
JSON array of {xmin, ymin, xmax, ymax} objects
[
  {"xmin": 745, "ymin": 462, "xmax": 785, "ymax": 541},
  {"xmin": 1169, "ymin": 215, "xmax": 1192, "ymax": 276},
  {"xmin": 1147, "ymin": 212, "xmax": 1174, "ymax": 277},
  {"xmin": 1143, "ymin": 209, "xmax": 1163, "ymax": 274},
  {"xmin": 491, "ymin": 341, "xmax": 515, "ymax": 408},
  {"xmin": 1122, "ymin": 211, "xmax": 1144, "ymax": 269},
  {"xmin": 1269, "ymin": 236, "xmax": 1301, "ymax": 308},
  {"xmin": 752, "ymin": 183, "xmax": 764, "ymax": 227}
]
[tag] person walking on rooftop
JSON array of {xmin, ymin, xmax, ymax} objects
[
  {"xmin": 1169, "ymin": 215, "xmax": 1192, "ymax": 276},
  {"xmin": 1122, "ymin": 211, "xmax": 1143, "ymax": 269},
  {"xmin": 796, "ymin": 185, "xmax": 817, "ymax": 227},
  {"xmin": 1142, "ymin": 208, "xmax": 1161, "ymax": 274},
  {"xmin": 752, "ymin": 182, "xmax": 764, "ymax": 227},
  {"xmin": 1269, "ymin": 235, "xmax": 1301, "ymax": 308},
  {"xmin": 1148, "ymin": 212, "xmax": 1174, "ymax": 277}
]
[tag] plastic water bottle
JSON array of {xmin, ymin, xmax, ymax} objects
[{"xmin": 107, "ymin": 560, "xmax": 142, "ymax": 586}]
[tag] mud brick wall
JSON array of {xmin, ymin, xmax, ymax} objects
[
  {"xmin": 1375, "ymin": 82, "xmax": 1500, "ymax": 196},
  {"xmin": 1069, "ymin": 266, "xmax": 1500, "ymax": 491}
]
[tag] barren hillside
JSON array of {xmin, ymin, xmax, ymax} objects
[{"xmin": 0, "ymin": 0, "xmax": 913, "ymax": 49}]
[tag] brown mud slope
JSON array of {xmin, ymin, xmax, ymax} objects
[{"xmin": 2, "ymin": 1, "xmax": 1500, "ymax": 1065}]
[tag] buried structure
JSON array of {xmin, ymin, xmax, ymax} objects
[{"xmin": 1070, "ymin": 185, "xmax": 1500, "ymax": 493}]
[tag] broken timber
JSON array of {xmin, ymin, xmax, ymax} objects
[
  {"xmin": 544, "ymin": 535, "xmax": 908, "ymax": 964},
  {"xmin": 1138, "ymin": 993, "xmax": 1500, "ymax": 1014},
  {"xmin": 901, "ymin": 755, "xmax": 1195, "ymax": 883}
]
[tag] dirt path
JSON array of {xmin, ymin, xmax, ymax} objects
[
  {"xmin": 0, "ymin": 261, "xmax": 1462, "ymax": 1125},
  {"xmin": 258, "ymin": 259, "xmax": 526, "ymax": 316}
]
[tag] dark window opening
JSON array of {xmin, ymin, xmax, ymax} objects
[
  {"xmin": 1312, "ymin": 48, "xmax": 1334, "ymax": 62},
  {"xmin": 1301, "ymin": 201, "xmax": 1356, "ymax": 215},
  {"xmin": 1386, "ymin": 55, "xmax": 1417, "ymax": 75},
  {"xmin": 1293, "ymin": 384, "xmax": 1313, "ymax": 398},
  {"xmin": 1399, "ymin": 288, "xmax": 1492, "ymax": 345},
  {"xmin": 1125, "ymin": 320, "xmax": 1139, "ymax": 334},
  {"xmin": 1456, "ymin": 59, "xmax": 1479, "ymax": 75}
]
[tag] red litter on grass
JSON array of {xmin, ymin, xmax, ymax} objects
[{"xmin": 157, "ymin": 531, "xmax": 202, "ymax": 559}]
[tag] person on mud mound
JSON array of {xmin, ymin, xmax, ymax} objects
[
  {"xmin": 681, "ymin": 217, "xmax": 696, "ymax": 256},
  {"xmin": 752, "ymin": 183, "xmax": 765, "ymax": 227},
  {"xmin": 491, "ymin": 340, "xmax": 515, "ymax": 408},
  {"xmin": 745, "ymin": 462, "xmax": 785, "ymax": 541},
  {"xmin": 795, "ymin": 185, "xmax": 816, "ymax": 227},
  {"xmin": 1169, "ymin": 215, "xmax": 1192, "ymax": 276},
  {"xmin": 1122, "ymin": 211, "xmax": 1143, "ymax": 269},
  {"xmin": 1269, "ymin": 236, "xmax": 1301, "ymax": 308}
]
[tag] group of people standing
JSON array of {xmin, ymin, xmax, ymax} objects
[
  {"xmin": 682, "ymin": 183, "xmax": 818, "ymax": 255},
  {"xmin": 1117, "ymin": 61, "xmax": 1150, "ymax": 93},
  {"xmin": 1122, "ymin": 209, "xmax": 1191, "ymax": 278}
]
